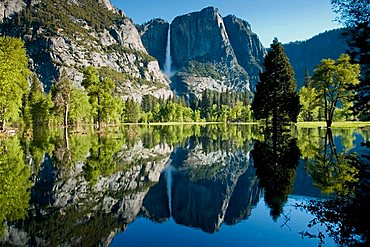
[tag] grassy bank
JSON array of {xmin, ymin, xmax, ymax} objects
[{"xmin": 296, "ymin": 121, "xmax": 370, "ymax": 128}]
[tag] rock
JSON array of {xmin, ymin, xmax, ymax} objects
[
  {"xmin": 139, "ymin": 7, "xmax": 265, "ymax": 97},
  {"xmin": 223, "ymin": 15, "xmax": 266, "ymax": 91},
  {"xmin": 0, "ymin": 0, "xmax": 172, "ymax": 101},
  {"xmin": 171, "ymin": 7, "xmax": 235, "ymax": 69},
  {"xmin": 0, "ymin": 0, "xmax": 26, "ymax": 22},
  {"xmin": 139, "ymin": 18, "xmax": 169, "ymax": 69},
  {"xmin": 97, "ymin": 0, "xmax": 116, "ymax": 12}
]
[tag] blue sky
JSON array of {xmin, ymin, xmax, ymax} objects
[{"xmin": 111, "ymin": 0, "xmax": 341, "ymax": 47}]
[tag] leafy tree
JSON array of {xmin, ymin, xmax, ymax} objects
[
  {"xmin": 69, "ymin": 88, "xmax": 92, "ymax": 128},
  {"xmin": 0, "ymin": 37, "xmax": 30, "ymax": 130},
  {"xmin": 331, "ymin": 0, "xmax": 370, "ymax": 120},
  {"xmin": 82, "ymin": 67, "xmax": 120, "ymax": 129},
  {"xmin": 298, "ymin": 86, "xmax": 321, "ymax": 121},
  {"xmin": 252, "ymin": 38, "xmax": 300, "ymax": 129},
  {"xmin": 124, "ymin": 98, "xmax": 140, "ymax": 123},
  {"xmin": 312, "ymin": 54, "xmax": 360, "ymax": 127},
  {"xmin": 53, "ymin": 70, "xmax": 72, "ymax": 127},
  {"xmin": 0, "ymin": 137, "xmax": 31, "ymax": 235},
  {"xmin": 29, "ymin": 76, "xmax": 54, "ymax": 126}
]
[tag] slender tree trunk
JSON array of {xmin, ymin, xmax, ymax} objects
[
  {"xmin": 0, "ymin": 119, "xmax": 4, "ymax": 131},
  {"xmin": 324, "ymin": 91, "xmax": 332, "ymax": 128},
  {"xmin": 64, "ymin": 126, "xmax": 69, "ymax": 150},
  {"xmin": 97, "ymin": 95, "xmax": 101, "ymax": 131},
  {"xmin": 63, "ymin": 104, "xmax": 69, "ymax": 128}
]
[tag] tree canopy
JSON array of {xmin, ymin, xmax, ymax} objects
[
  {"xmin": 0, "ymin": 37, "xmax": 30, "ymax": 130},
  {"xmin": 312, "ymin": 54, "xmax": 360, "ymax": 127}
]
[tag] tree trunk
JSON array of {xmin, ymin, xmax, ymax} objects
[
  {"xmin": 64, "ymin": 127, "xmax": 69, "ymax": 149},
  {"xmin": 98, "ymin": 96, "xmax": 101, "ymax": 132},
  {"xmin": 326, "ymin": 119, "xmax": 332, "ymax": 128},
  {"xmin": 64, "ymin": 104, "xmax": 69, "ymax": 128},
  {"xmin": 0, "ymin": 119, "xmax": 5, "ymax": 131}
]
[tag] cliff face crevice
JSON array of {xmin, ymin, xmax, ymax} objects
[
  {"xmin": 139, "ymin": 18, "xmax": 169, "ymax": 69},
  {"xmin": 223, "ymin": 15, "xmax": 266, "ymax": 91}
]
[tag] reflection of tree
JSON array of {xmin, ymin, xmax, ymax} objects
[
  {"xmin": 300, "ymin": 154, "xmax": 369, "ymax": 246},
  {"xmin": 252, "ymin": 131, "xmax": 300, "ymax": 220},
  {"xmin": 83, "ymin": 135, "xmax": 123, "ymax": 185},
  {"xmin": 0, "ymin": 137, "xmax": 31, "ymax": 236},
  {"xmin": 306, "ymin": 129, "xmax": 359, "ymax": 196}
]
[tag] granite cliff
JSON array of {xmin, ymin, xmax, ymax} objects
[
  {"xmin": 0, "ymin": 0, "xmax": 172, "ymax": 101},
  {"xmin": 140, "ymin": 7, "xmax": 266, "ymax": 97}
]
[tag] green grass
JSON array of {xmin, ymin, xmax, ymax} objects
[{"xmin": 296, "ymin": 121, "xmax": 370, "ymax": 128}]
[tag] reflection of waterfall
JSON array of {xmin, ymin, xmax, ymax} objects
[
  {"xmin": 164, "ymin": 24, "xmax": 172, "ymax": 78},
  {"xmin": 164, "ymin": 165, "xmax": 175, "ymax": 215}
]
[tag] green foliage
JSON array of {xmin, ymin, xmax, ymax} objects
[
  {"xmin": 0, "ymin": 137, "xmax": 31, "ymax": 236},
  {"xmin": 52, "ymin": 70, "xmax": 72, "ymax": 127},
  {"xmin": 124, "ymin": 98, "xmax": 141, "ymax": 123},
  {"xmin": 0, "ymin": 37, "xmax": 30, "ymax": 130},
  {"xmin": 305, "ymin": 129, "xmax": 360, "ymax": 196},
  {"xmin": 69, "ymin": 88, "xmax": 92, "ymax": 127},
  {"xmin": 298, "ymin": 86, "xmax": 321, "ymax": 121},
  {"xmin": 252, "ymin": 38, "xmax": 301, "ymax": 129},
  {"xmin": 1, "ymin": 0, "xmax": 123, "ymax": 40},
  {"xmin": 82, "ymin": 66, "xmax": 122, "ymax": 128},
  {"xmin": 29, "ymin": 76, "xmax": 54, "ymax": 126},
  {"xmin": 186, "ymin": 61, "xmax": 222, "ymax": 80},
  {"xmin": 312, "ymin": 54, "xmax": 360, "ymax": 127}
]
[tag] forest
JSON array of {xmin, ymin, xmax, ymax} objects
[{"xmin": 0, "ymin": 0, "xmax": 368, "ymax": 134}]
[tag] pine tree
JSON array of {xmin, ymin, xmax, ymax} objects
[
  {"xmin": 53, "ymin": 70, "xmax": 72, "ymax": 127},
  {"xmin": 251, "ymin": 38, "xmax": 300, "ymax": 129},
  {"xmin": 331, "ymin": 0, "xmax": 370, "ymax": 119}
]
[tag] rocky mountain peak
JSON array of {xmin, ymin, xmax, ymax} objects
[
  {"xmin": 97, "ymin": 0, "xmax": 115, "ymax": 11},
  {"xmin": 139, "ymin": 6, "xmax": 266, "ymax": 97},
  {"xmin": 0, "ymin": 0, "xmax": 172, "ymax": 101}
]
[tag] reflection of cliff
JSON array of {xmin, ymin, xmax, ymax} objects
[
  {"xmin": 142, "ymin": 143, "xmax": 261, "ymax": 233},
  {"xmin": 224, "ymin": 164, "xmax": 261, "ymax": 225},
  {"xmin": 1, "ymin": 143, "xmax": 172, "ymax": 247}
]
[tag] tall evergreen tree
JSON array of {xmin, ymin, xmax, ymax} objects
[
  {"xmin": 331, "ymin": 0, "xmax": 370, "ymax": 119},
  {"xmin": 252, "ymin": 38, "xmax": 300, "ymax": 129},
  {"xmin": 53, "ymin": 70, "xmax": 72, "ymax": 127}
]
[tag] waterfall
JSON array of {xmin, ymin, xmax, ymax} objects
[
  {"xmin": 164, "ymin": 165, "xmax": 175, "ymax": 215},
  {"xmin": 164, "ymin": 24, "xmax": 172, "ymax": 77}
]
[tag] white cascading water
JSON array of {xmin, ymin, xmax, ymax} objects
[
  {"xmin": 163, "ymin": 165, "xmax": 175, "ymax": 215},
  {"xmin": 164, "ymin": 24, "xmax": 172, "ymax": 78}
]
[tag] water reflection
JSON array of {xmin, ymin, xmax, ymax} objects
[
  {"xmin": 252, "ymin": 130, "xmax": 300, "ymax": 220},
  {"xmin": 297, "ymin": 128, "xmax": 370, "ymax": 246},
  {"xmin": 0, "ymin": 125, "xmax": 368, "ymax": 246}
]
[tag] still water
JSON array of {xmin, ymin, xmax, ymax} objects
[{"xmin": 0, "ymin": 125, "xmax": 369, "ymax": 246}]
